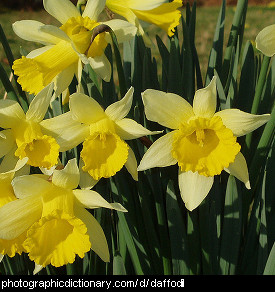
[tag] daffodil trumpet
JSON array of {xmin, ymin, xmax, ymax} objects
[
  {"xmin": 0, "ymin": 158, "xmax": 127, "ymax": 268},
  {"xmin": 138, "ymin": 76, "xmax": 270, "ymax": 211},
  {"xmin": 12, "ymin": 0, "xmax": 137, "ymax": 96}
]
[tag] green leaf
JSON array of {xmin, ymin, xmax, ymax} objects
[{"xmin": 264, "ymin": 242, "xmax": 275, "ymax": 275}]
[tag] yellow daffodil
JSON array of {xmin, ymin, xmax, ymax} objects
[
  {"xmin": 0, "ymin": 160, "xmax": 30, "ymax": 258},
  {"xmin": 255, "ymin": 24, "xmax": 275, "ymax": 57},
  {"xmin": 105, "ymin": 0, "xmax": 182, "ymax": 42},
  {"xmin": 12, "ymin": 0, "xmax": 137, "ymax": 95},
  {"xmin": 40, "ymin": 87, "xmax": 160, "ymax": 182},
  {"xmin": 138, "ymin": 77, "xmax": 270, "ymax": 211},
  {"xmin": 0, "ymin": 158, "xmax": 126, "ymax": 267},
  {"xmin": 0, "ymin": 84, "xmax": 60, "ymax": 169}
]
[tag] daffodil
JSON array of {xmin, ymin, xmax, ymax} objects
[
  {"xmin": 0, "ymin": 158, "xmax": 126, "ymax": 267},
  {"xmin": 40, "ymin": 87, "xmax": 160, "ymax": 182},
  {"xmin": 138, "ymin": 77, "xmax": 270, "ymax": 211},
  {"xmin": 0, "ymin": 160, "xmax": 30, "ymax": 258},
  {"xmin": 105, "ymin": 0, "xmax": 182, "ymax": 42},
  {"xmin": 12, "ymin": 0, "xmax": 137, "ymax": 95},
  {"xmin": 255, "ymin": 24, "xmax": 275, "ymax": 57},
  {"xmin": 0, "ymin": 83, "xmax": 60, "ymax": 169}
]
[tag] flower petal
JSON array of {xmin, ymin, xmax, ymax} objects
[
  {"xmin": 142, "ymin": 89, "xmax": 194, "ymax": 129},
  {"xmin": 89, "ymin": 55, "xmax": 112, "ymax": 82},
  {"xmin": 215, "ymin": 109, "xmax": 270, "ymax": 137},
  {"xmin": 0, "ymin": 130, "xmax": 16, "ymax": 159},
  {"xmin": 105, "ymin": 87, "xmax": 134, "ymax": 121},
  {"xmin": 125, "ymin": 146, "xmax": 138, "ymax": 181},
  {"xmin": 82, "ymin": 0, "xmax": 106, "ymax": 20},
  {"xmin": 40, "ymin": 112, "xmax": 90, "ymax": 152},
  {"xmin": 26, "ymin": 83, "xmax": 54, "ymax": 122},
  {"xmin": 12, "ymin": 20, "xmax": 62, "ymax": 45},
  {"xmin": 0, "ymin": 100, "xmax": 25, "ymax": 129},
  {"xmin": 79, "ymin": 158, "xmax": 99, "ymax": 190},
  {"xmin": 52, "ymin": 158, "xmax": 80, "ymax": 190},
  {"xmin": 224, "ymin": 152, "xmax": 251, "ymax": 189},
  {"xmin": 115, "ymin": 118, "xmax": 162, "ymax": 140},
  {"xmin": 126, "ymin": 0, "xmax": 167, "ymax": 10},
  {"xmin": 138, "ymin": 131, "xmax": 177, "ymax": 171},
  {"xmin": 103, "ymin": 19, "xmax": 137, "ymax": 44},
  {"xmin": 73, "ymin": 189, "xmax": 127, "ymax": 212},
  {"xmin": 193, "ymin": 76, "xmax": 217, "ymax": 119},
  {"xmin": 43, "ymin": 0, "xmax": 80, "ymax": 24},
  {"xmin": 74, "ymin": 207, "xmax": 109, "ymax": 262},
  {"xmin": 12, "ymin": 175, "xmax": 52, "ymax": 199},
  {"xmin": 0, "ymin": 196, "xmax": 42, "ymax": 240},
  {"xmin": 69, "ymin": 93, "xmax": 106, "ymax": 125},
  {"xmin": 255, "ymin": 24, "xmax": 275, "ymax": 57},
  {"xmin": 54, "ymin": 63, "xmax": 76, "ymax": 97},
  {"xmin": 178, "ymin": 170, "xmax": 214, "ymax": 211}
]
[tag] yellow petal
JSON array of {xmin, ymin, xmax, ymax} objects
[
  {"xmin": 75, "ymin": 207, "xmax": 110, "ymax": 262},
  {"xmin": 52, "ymin": 158, "xmax": 80, "ymax": 190},
  {"xmin": 0, "ymin": 130, "xmax": 16, "ymax": 159},
  {"xmin": 178, "ymin": 170, "xmax": 214, "ymax": 211},
  {"xmin": 138, "ymin": 131, "xmax": 177, "ymax": 171},
  {"xmin": 193, "ymin": 76, "xmax": 217, "ymax": 119},
  {"xmin": 82, "ymin": 0, "xmax": 106, "ymax": 20},
  {"xmin": 0, "ymin": 231, "xmax": 27, "ymax": 257},
  {"xmin": 255, "ymin": 24, "xmax": 275, "ymax": 57},
  {"xmin": 142, "ymin": 89, "xmax": 194, "ymax": 129},
  {"xmin": 0, "ymin": 100, "xmax": 25, "ymax": 129},
  {"xmin": 125, "ymin": 146, "xmax": 138, "ymax": 181},
  {"xmin": 43, "ymin": 0, "xmax": 80, "ymax": 24},
  {"xmin": 224, "ymin": 152, "xmax": 251, "ymax": 189},
  {"xmin": 215, "ymin": 109, "xmax": 270, "ymax": 137},
  {"xmin": 69, "ymin": 93, "xmax": 106, "ymax": 125}
]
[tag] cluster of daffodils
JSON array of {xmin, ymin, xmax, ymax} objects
[{"xmin": 0, "ymin": 0, "xmax": 272, "ymax": 273}]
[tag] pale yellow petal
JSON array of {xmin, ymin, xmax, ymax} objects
[
  {"xmin": 12, "ymin": 20, "xmax": 62, "ymax": 45},
  {"xmin": 82, "ymin": 0, "xmax": 106, "ymax": 20},
  {"xmin": 138, "ymin": 131, "xmax": 177, "ymax": 171},
  {"xmin": 73, "ymin": 189, "xmax": 126, "ymax": 212},
  {"xmin": 0, "ymin": 100, "xmax": 25, "ymax": 129},
  {"xmin": 115, "ymin": 118, "xmax": 162, "ymax": 140},
  {"xmin": 224, "ymin": 152, "xmax": 251, "ymax": 189},
  {"xmin": 52, "ymin": 158, "xmax": 80, "ymax": 190},
  {"xmin": 127, "ymin": 0, "xmax": 167, "ymax": 10},
  {"xmin": 178, "ymin": 170, "xmax": 214, "ymax": 211},
  {"xmin": 125, "ymin": 146, "xmax": 138, "ymax": 181},
  {"xmin": 74, "ymin": 207, "xmax": 109, "ymax": 262},
  {"xmin": 79, "ymin": 158, "xmax": 99, "ymax": 190},
  {"xmin": 0, "ymin": 130, "xmax": 16, "ymax": 159},
  {"xmin": 255, "ymin": 24, "xmax": 275, "ymax": 57},
  {"xmin": 40, "ymin": 112, "xmax": 90, "ymax": 152},
  {"xmin": 142, "ymin": 89, "xmax": 194, "ymax": 129},
  {"xmin": 69, "ymin": 93, "xmax": 106, "ymax": 125},
  {"xmin": 89, "ymin": 55, "xmax": 112, "ymax": 82},
  {"xmin": 215, "ymin": 109, "xmax": 270, "ymax": 137},
  {"xmin": 26, "ymin": 83, "xmax": 54, "ymax": 122},
  {"xmin": 193, "ymin": 76, "xmax": 217, "ymax": 119},
  {"xmin": 43, "ymin": 0, "xmax": 80, "ymax": 24},
  {"xmin": 105, "ymin": 87, "xmax": 134, "ymax": 121},
  {"xmin": 0, "ymin": 196, "xmax": 42, "ymax": 240}
]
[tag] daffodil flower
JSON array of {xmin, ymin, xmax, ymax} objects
[
  {"xmin": 255, "ymin": 24, "xmax": 275, "ymax": 57},
  {"xmin": 0, "ymin": 159, "xmax": 30, "ymax": 258},
  {"xmin": 0, "ymin": 158, "xmax": 126, "ymax": 267},
  {"xmin": 0, "ymin": 83, "xmax": 60, "ymax": 169},
  {"xmin": 138, "ymin": 77, "xmax": 270, "ymax": 211},
  {"xmin": 105, "ymin": 0, "xmax": 182, "ymax": 43},
  {"xmin": 40, "ymin": 87, "xmax": 160, "ymax": 182},
  {"xmin": 12, "ymin": 0, "xmax": 137, "ymax": 95}
]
